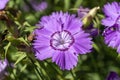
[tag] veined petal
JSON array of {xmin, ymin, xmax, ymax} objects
[
  {"xmin": 102, "ymin": 17, "xmax": 117, "ymax": 27},
  {"xmin": 35, "ymin": 47, "xmax": 54, "ymax": 60},
  {"xmin": 103, "ymin": 2, "xmax": 120, "ymax": 18},
  {"xmin": 52, "ymin": 51, "xmax": 78, "ymax": 70},
  {"xmin": 73, "ymin": 32, "xmax": 92, "ymax": 54}
]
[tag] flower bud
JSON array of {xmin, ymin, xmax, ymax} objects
[{"xmin": 82, "ymin": 6, "xmax": 100, "ymax": 27}]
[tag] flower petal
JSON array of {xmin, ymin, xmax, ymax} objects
[
  {"xmin": 52, "ymin": 51, "xmax": 78, "ymax": 70},
  {"xmin": 102, "ymin": 17, "xmax": 117, "ymax": 27},
  {"xmin": 73, "ymin": 32, "xmax": 92, "ymax": 54},
  {"xmin": 104, "ymin": 31, "xmax": 120, "ymax": 53},
  {"xmin": 103, "ymin": 2, "xmax": 120, "ymax": 18},
  {"xmin": 35, "ymin": 47, "xmax": 54, "ymax": 60}
]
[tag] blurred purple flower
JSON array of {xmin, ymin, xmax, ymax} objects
[
  {"xmin": 30, "ymin": 1, "xmax": 48, "ymax": 11},
  {"xmin": 102, "ymin": 2, "xmax": 120, "ymax": 53},
  {"xmin": 23, "ymin": 0, "xmax": 48, "ymax": 12},
  {"xmin": 0, "ymin": 0, "xmax": 9, "ymax": 10},
  {"xmin": 0, "ymin": 59, "xmax": 7, "ymax": 73},
  {"xmin": 33, "ymin": 11, "xmax": 93, "ymax": 70},
  {"xmin": 77, "ymin": 6, "xmax": 89, "ymax": 19},
  {"xmin": 0, "ymin": 59, "xmax": 8, "ymax": 80},
  {"xmin": 106, "ymin": 71, "xmax": 120, "ymax": 80}
]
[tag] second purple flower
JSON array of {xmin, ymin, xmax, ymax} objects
[{"xmin": 102, "ymin": 2, "xmax": 120, "ymax": 53}]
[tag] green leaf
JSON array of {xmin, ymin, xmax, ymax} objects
[
  {"xmin": 20, "ymin": 64, "xmax": 27, "ymax": 72},
  {"xmin": 0, "ymin": 21, "xmax": 7, "ymax": 33},
  {"xmin": 24, "ymin": 26, "xmax": 36, "ymax": 32},
  {"xmin": 8, "ymin": 0, "xmax": 14, "ymax": 8},
  {"xmin": 116, "ymin": 54, "xmax": 120, "ymax": 62},
  {"xmin": 18, "ymin": 37, "xmax": 29, "ymax": 46},
  {"xmin": 93, "ymin": 16, "xmax": 100, "ymax": 28},
  {"xmin": 4, "ymin": 42, "xmax": 11, "ymax": 57},
  {"xmin": 93, "ymin": 43, "xmax": 100, "ymax": 53},
  {"xmin": 23, "ymin": 22, "xmax": 31, "ymax": 27},
  {"xmin": 14, "ymin": 21, "xmax": 21, "ymax": 26},
  {"xmin": 6, "ymin": 35, "xmax": 15, "ymax": 41},
  {"xmin": 14, "ymin": 52, "xmax": 26, "ymax": 65},
  {"xmin": 97, "ymin": 14, "xmax": 105, "ymax": 19}
]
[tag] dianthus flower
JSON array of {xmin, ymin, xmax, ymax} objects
[
  {"xmin": 33, "ymin": 11, "xmax": 92, "ymax": 70},
  {"xmin": 102, "ymin": 2, "xmax": 120, "ymax": 53}
]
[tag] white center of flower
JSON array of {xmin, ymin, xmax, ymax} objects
[
  {"xmin": 50, "ymin": 30, "xmax": 74, "ymax": 51},
  {"xmin": 117, "ymin": 17, "xmax": 120, "ymax": 24}
]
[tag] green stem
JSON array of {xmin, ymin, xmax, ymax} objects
[
  {"xmin": 70, "ymin": 70, "xmax": 76, "ymax": 80},
  {"xmin": 29, "ymin": 57, "xmax": 44, "ymax": 80},
  {"xmin": 26, "ymin": 41, "xmax": 44, "ymax": 80}
]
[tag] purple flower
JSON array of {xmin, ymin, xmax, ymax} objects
[
  {"xmin": 106, "ymin": 71, "xmax": 120, "ymax": 80},
  {"xmin": 33, "ymin": 11, "xmax": 93, "ymax": 70},
  {"xmin": 0, "ymin": 0, "xmax": 9, "ymax": 10},
  {"xmin": 102, "ymin": 2, "xmax": 120, "ymax": 53},
  {"xmin": 0, "ymin": 59, "xmax": 8, "ymax": 80},
  {"xmin": 77, "ymin": 6, "xmax": 90, "ymax": 19},
  {"xmin": 30, "ymin": 1, "xmax": 48, "ymax": 11}
]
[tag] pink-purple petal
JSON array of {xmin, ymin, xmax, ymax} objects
[
  {"xmin": 35, "ymin": 47, "xmax": 54, "ymax": 60},
  {"xmin": 102, "ymin": 17, "xmax": 117, "ymax": 27},
  {"xmin": 52, "ymin": 51, "xmax": 78, "ymax": 70},
  {"xmin": 103, "ymin": 2, "xmax": 119, "ymax": 18},
  {"xmin": 0, "ymin": 0, "xmax": 9, "ymax": 10}
]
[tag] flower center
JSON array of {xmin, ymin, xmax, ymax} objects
[{"xmin": 50, "ymin": 30, "xmax": 74, "ymax": 51}]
